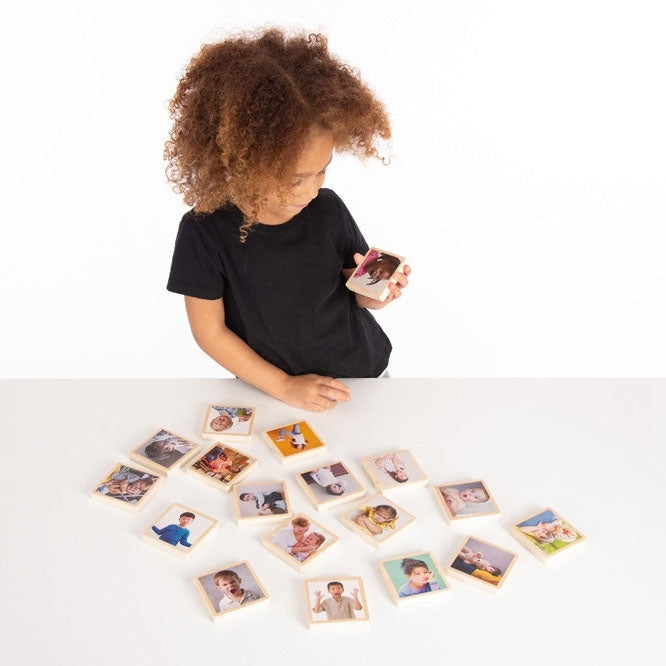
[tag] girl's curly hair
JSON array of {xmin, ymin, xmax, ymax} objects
[{"xmin": 164, "ymin": 28, "xmax": 391, "ymax": 239}]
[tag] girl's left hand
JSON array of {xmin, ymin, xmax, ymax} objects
[{"xmin": 351, "ymin": 252, "xmax": 411, "ymax": 310}]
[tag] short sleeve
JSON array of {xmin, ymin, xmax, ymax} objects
[
  {"xmin": 332, "ymin": 193, "xmax": 369, "ymax": 269},
  {"xmin": 166, "ymin": 213, "xmax": 226, "ymax": 300}
]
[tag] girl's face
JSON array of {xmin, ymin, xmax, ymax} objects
[
  {"xmin": 257, "ymin": 131, "xmax": 334, "ymax": 225},
  {"xmin": 408, "ymin": 566, "xmax": 432, "ymax": 588}
]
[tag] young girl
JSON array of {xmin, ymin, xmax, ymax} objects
[
  {"xmin": 165, "ymin": 28, "xmax": 410, "ymax": 412},
  {"xmin": 355, "ymin": 504, "xmax": 398, "ymax": 535},
  {"xmin": 398, "ymin": 558, "xmax": 440, "ymax": 597},
  {"xmin": 374, "ymin": 453, "xmax": 409, "ymax": 483}
]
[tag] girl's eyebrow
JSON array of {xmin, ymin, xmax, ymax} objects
[{"xmin": 293, "ymin": 156, "xmax": 333, "ymax": 178}]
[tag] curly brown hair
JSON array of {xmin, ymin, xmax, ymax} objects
[{"xmin": 164, "ymin": 28, "xmax": 391, "ymax": 239}]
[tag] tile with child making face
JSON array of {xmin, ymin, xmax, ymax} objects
[
  {"xmin": 305, "ymin": 576, "xmax": 369, "ymax": 626},
  {"xmin": 434, "ymin": 479, "xmax": 501, "ymax": 523},
  {"xmin": 129, "ymin": 428, "xmax": 200, "ymax": 477},
  {"xmin": 379, "ymin": 551, "xmax": 451, "ymax": 605},
  {"xmin": 142, "ymin": 502, "xmax": 218, "ymax": 559},
  {"xmin": 195, "ymin": 561, "xmax": 269, "ymax": 621},
  {"xmin": 340, "ymin": 492, "xmax": 415, "ymax": 549}
]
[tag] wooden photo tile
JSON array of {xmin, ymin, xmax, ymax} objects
[
  {"xmin": 186, "ymin": 442, "xmax": 257, "ymax": 493},
  {"xmin": 129, "ymin": 428, "xmax": 200, "ymax": 477},
  {"xmin": 91, "ymin": 461, "xmax": 163, "ymax": 512},
  {"xmin": 379, "ymin": 551, "xmax": 450, "ymax": 605},
  {"xmin": 195, "ymin": 560, "xmax": 269, "ymax": 621},
  {"xmin": 295, "ymin": 461, "xmax": 365, "ymax": 510},
  {"xmin": 201, "ymin": 404, "xmax": 255, "ymax": 441},
  {"xmin": 263, "ymin": 421, "xmax": 327, "ymax": 465},
  {"xmin": 509, "ymin": 507, "xmax": 585, "ymax": 562},
  {"xmin": 305, "ymin": 577, "xmax": 369, "ymax": 626},
  {"xmin": 262, "ymin": 513, "xmax": 339, "ymax": 572},
  {"xmin": 446, "ymin": 535, "xmax": 519, "ymax": 593},
  {"xmin": 235, "ymin": 480, "xmax": 291, "ymax": 524},
  {"xmin": 142, "ymin": 502, "xmax": 218, "ymax": 559},
  {"xmin": 345, "ymin": 247, "xmax": 407, "ymax": 302},
  {"xmin": 434, "ymin": 479, "xmax": 501, "ymax": 522},
  {"xmin": 361, "ymin": 449, "xmax": 428, "ymax": 493},
  {"xmin": 340, "ymin": 492, "xmax": 415, "ymax": 549}
]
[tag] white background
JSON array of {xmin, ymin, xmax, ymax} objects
[
  {"xmin": 2, "ymin": 377, "xmax": 663, "ymax": 664},
  {"xmin": 1, "ymin": 1, "xmax": 665, "ymax": 378}
]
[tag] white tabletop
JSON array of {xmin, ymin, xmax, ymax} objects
[{"xmin": 1, "ymin": 378, "xmax": 662, "ymax": 664}]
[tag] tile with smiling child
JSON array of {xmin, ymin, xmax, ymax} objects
[
  {"xmin": 379, "ymin": 551, "xmax": 450, "ymax": 605},
  {"xmin": 434, "ymin": 479, "xmax": 501, "ymax": 523},
  {"xmin": 509, "ymin": 507, "xmax": 585, "ymax": 562},
  {"xmin": 262, "ymin": 513, "xmax": 339, "ymax": 572},
  {"xmin": 142, "ymin": 502, "xmax": 218, "ymax": 559},
  {"xmin": 345, "ymin": 247, "xmax": 407, "ymax": 303},
  {"xmin": 128, "ymin": 428, "xmax": 200, "ymax": 477},
  {"xmin": 91, "ymin": 461, "xmax": 163, "ymax": 512},
  {"xmin": 295, "ymin": 460, "xmax": 366, "ymax": 511},
  {"xmin": 186, "ymin": 442, "xmax": 257, "ymax": 493},
  {"xmin": 201, "ymin": 404, "xmax": 255, "ymax": 442},
  {"xmin": 195, "ymin": 560, "xmax": 269, "ymax": 621},
  {"xmin": 340, "ymin": 492, "xmax": 415, "ymax": 549},
  {"xmin": 234, "ymin": 480, "xmax": 292, "ymax": 524},
  {"xmin": 305, "ymin": 576, "xmax": 370, "ymax": 626},
  {"xmin": 263, "ymin": 420, "xmax": 327, "ymax": 465},
  {"xmin": 446, "ymin": 535, "xmax": 519, "ymax": 594},
  {"xmin": 361, "ymin": 449, "xmax": 428, "ymax": 493}
]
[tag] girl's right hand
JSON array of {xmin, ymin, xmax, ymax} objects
[{"xmin": 279, "ymin": 374, "xmax": 351, "ymax": 411}]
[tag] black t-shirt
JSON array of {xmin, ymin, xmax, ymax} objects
[{"xmin": 166, "ymin": 188, "xmax": 391, "ymax": 377}]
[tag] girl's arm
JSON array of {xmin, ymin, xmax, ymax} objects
[
  {"xmin": 185, "ymin": 296, "xmax": 351, "ymax": 411},
  {"xmin": 341, "ymin": 253, "xmax": 410, "ymax": 311}
]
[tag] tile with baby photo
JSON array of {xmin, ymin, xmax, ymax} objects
[
  {"xmin": 194, "ymin": 561, "xmax": 269, "ymax": 621},
  {"xmin": 340, "ymin": 492, "xmax": 415, "ymax": 549},
  {"xmin": 345, "ymin": 247, "xmax": 407, "ymax": 302},
  {"xmin": 295, "ymin": 461, "xmax": 366, "ymax": 510},
  {"xmin": 142, "ymin": 502, "xmax": 218, "ymax": 559},
  {"xmin": 379, "ymin": 551, "xmax": 450, "ymax": 605},
  {"xmin": 305, "ymin": 577, "xmax": 369, "ymax": 626},
  {"xmin": 235, "ymin": 481, "xmax": 291, "ymax": 524},
  {"xmin": 509, "ymin": 507, "xmax": 585, "ymax": 562},
  {"xmin": 91, "ymin": 461, "xmax": 163, "ymax": 512},
  {"xmin": 446, "ymin": 536, "xmax": 519, "ymax": 593},
  {"xmin": 201, "ymin": 404, "xmax": 255, "ymax": 441},
  {"xmin": 186, "ymin": 443, "xmax": 257, "ymax": 493},
  {"xmin": 262, "ymin": 513, "xmax": 339, "ymax": 572},
  {"xmin": 361, "ymin": 449, "xmax": 428, "ymax": 493},
  {"xmin": 434, "ymin": 479, "xmax": 500, "ymax": 522},
  {"xmin": 263, "ymin": 421, "xmax": 327, "ymax": 465},
  {"xmin": 129, "ymin": 428, "xmax": 200, "ymax": 477}
]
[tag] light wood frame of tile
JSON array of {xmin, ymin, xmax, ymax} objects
[
  {"xmin": 142, "ymin": 502, "xmax": 218, "ymax": 559},
  {"xmin": 262, "ymin": 420, "xmax": 327, "ymax": 466},
  {"xmin": 200, "ymin": 404, "xmax": 256, "ymax": 442},
  {"xmin": 194, "ymin": 560, "xmax": 270, "ymax": 621},
  {"xmin": 509, "ymin": 507, "xmax": 585, "ymax": 563},
  {"xmin": 262, "ymin": 513, "xmax": 340, "ymax": 572},
  {"xmin": 128, "ymin": 428, "xmax": 201, "ymax": 477},
  {"xmin": 234, "ymin": 480, "xmax": 292, "ymax": 524},
  {"xmin": 446, "ymin": 535, "xmax": 519, "ymax": 594},
  {"xmin": 90, "ymin": 461, "xmax": 163, "ymax": 512},
  {"xmin": 304, "ymin": 576, "xmax": 370, "ymax": 626},
  {"xmin": 434, "ymin": 479, "xmax": 501, "ymax": 523},
  {"xmin": 344, "ymin": 246, "xmax": 407, "ymax": 302},
  {"xmin": 340, "ymin": 492, "xmax": 415, "ymax": 549},
  {"xmin": 361, "ymin": 449, "xmax": 428, "ymax": 493},
  {"xmin": 185, "ymin": 442, "xmax": 258, "ymax": 493},
  {"xmin": 295, "ymin": 461, "xmax": 366, "ymax": 511},
  {"xmin": 378, "ymin": 551, "xmax": 451, "ymax": 605}
]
